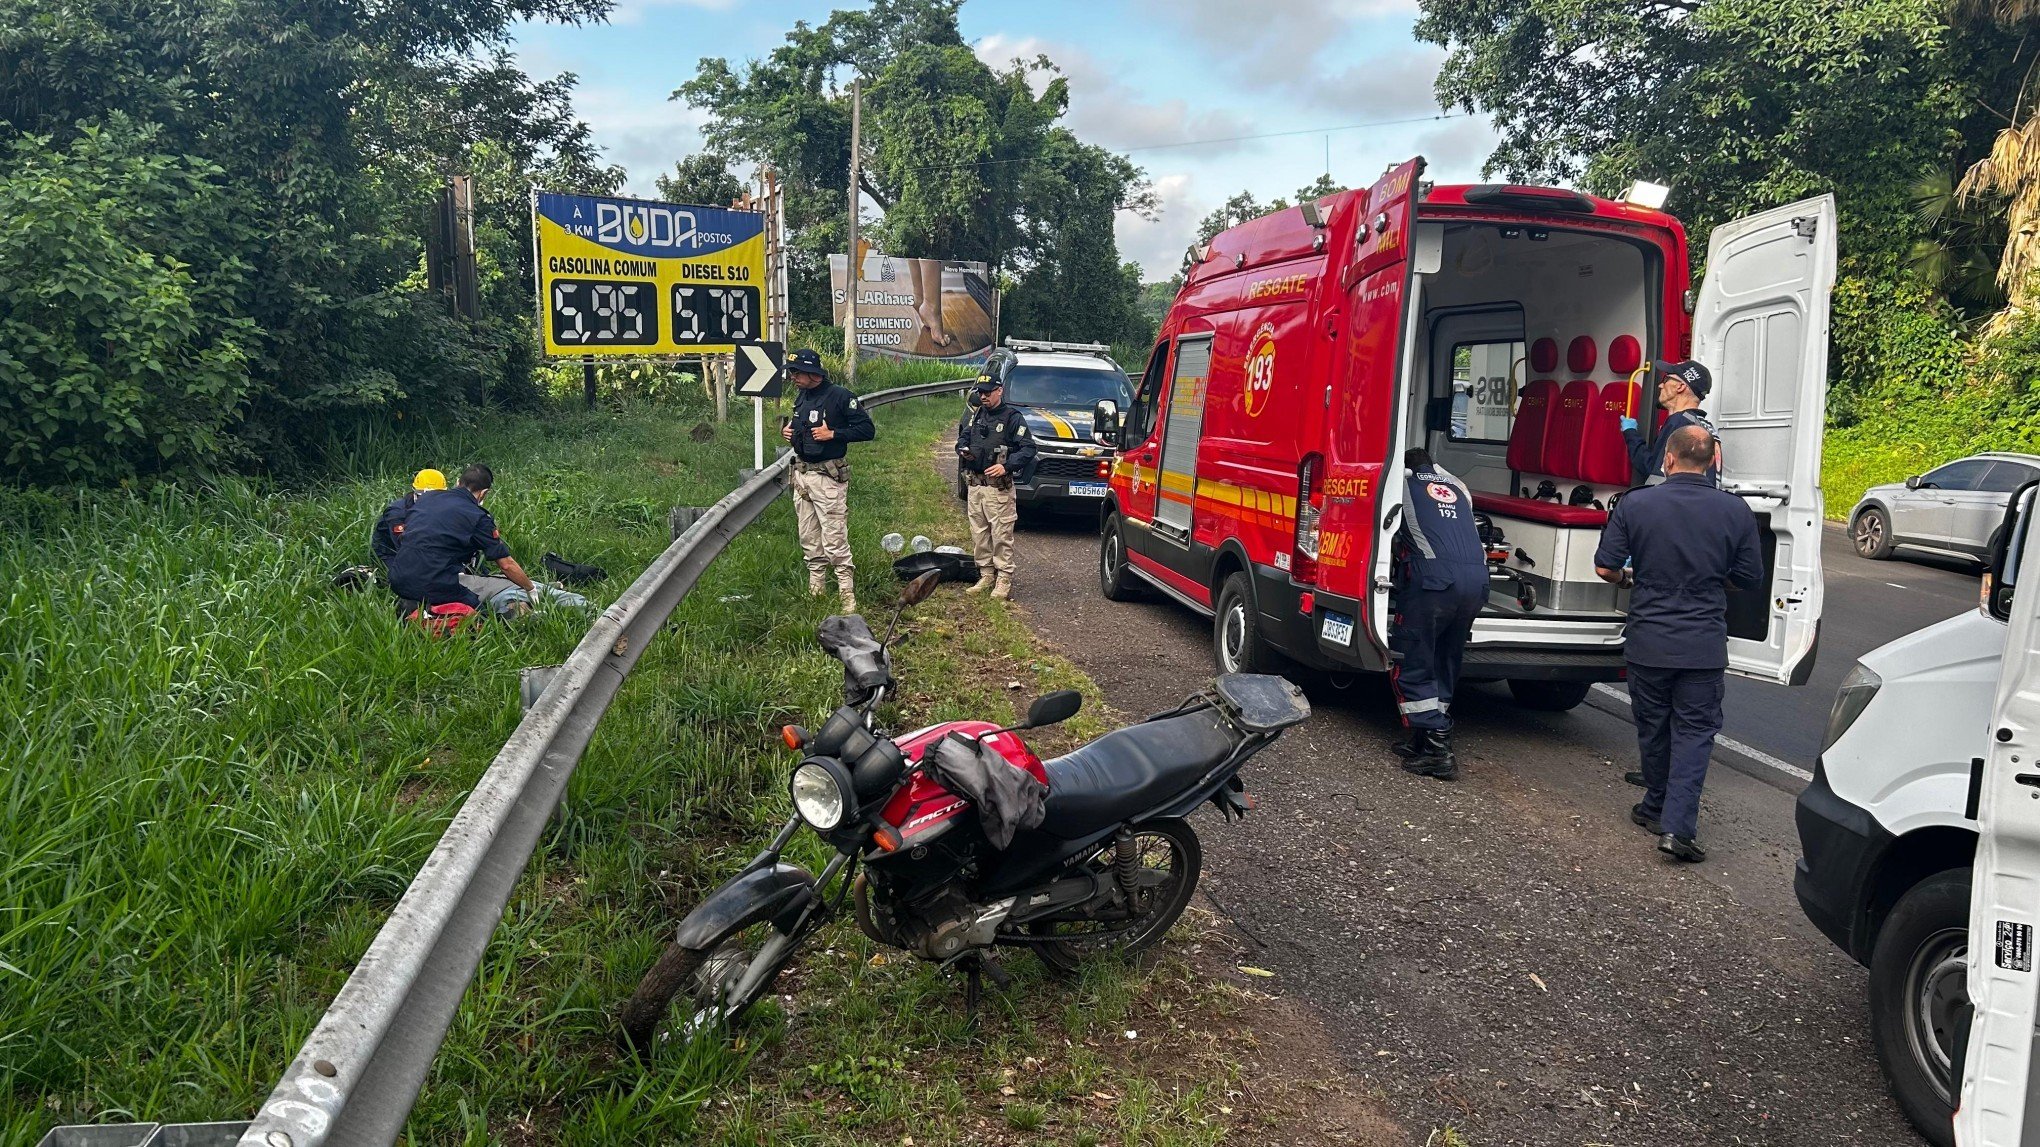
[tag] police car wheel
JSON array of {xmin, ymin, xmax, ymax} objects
[
  {"xmin": 1213, "ymin": 572, "xmax": 1273, "ymax": 675},
  {"xmin": 955, "ymin": 463, "xmax": 967, "ymax": 502},
  {"xmin": 1868, "ymin": 868, "xmax": 1967, "ymax": 1147},
  {"xmin": 1099, "ymin": 515, "xmax": 1142, "ymax": 602}
]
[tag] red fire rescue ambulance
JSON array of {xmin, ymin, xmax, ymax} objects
[{"xmin": 1094, "ymin": 158, "xmax": 1834, "ymax": 709}]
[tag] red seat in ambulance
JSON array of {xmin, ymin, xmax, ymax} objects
[{"xmin": 1471, "ymin": 334, "xmax": 1643, "ymax": 528}]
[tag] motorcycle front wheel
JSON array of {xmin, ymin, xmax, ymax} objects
[
  {"xmin": 1029, "ymin": 818, "xmax": 1201, "ymax": 976},
  {"xmin": 620, "ymin": 918, "xmax": 797, "ymax": 1055}
]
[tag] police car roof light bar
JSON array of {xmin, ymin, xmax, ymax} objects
[{"xmin": 1004, "ymin": 337, "xmax": 1113, "ymax": 357}]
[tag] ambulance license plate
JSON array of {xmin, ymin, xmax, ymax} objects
[
  {"xmin": 1320, "ymin": 611, "xmax": 1354, "ymax": 647},
  {"xmin": 1068, "ymin": 482, "xmax": 1108, "ymax": 498}
]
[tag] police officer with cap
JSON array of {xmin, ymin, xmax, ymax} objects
[
  {"xmin": 1621, "ymin": 358, "xmax": 1720, "ymax": 485},
  {"xmin": 1390, "ymin": 448, "xmax": 1491, "ymax": 780},
  {"xmin": 1595, "ymin": 425, "xmax": 1763, "ymax": 862},
  {"xmin": 955, "ymin": 358, "xmax": 1036, "ymax": 600},
  {"xmin": 372, "ymin": 467, "xmax": 446, "ymax": 570},
  {"xmin": 781, "ymin": 347, "xmax": 876, "ymax": 613}
]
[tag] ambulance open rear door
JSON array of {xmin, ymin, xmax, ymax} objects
[{"xmin": 1697, "ymin": 193, "xmax": 1837, "ymax": 687}]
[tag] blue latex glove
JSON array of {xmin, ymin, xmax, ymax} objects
[{"xmin": 1619, "ymin": 416, "xmax": 1638, "ymax": 432}]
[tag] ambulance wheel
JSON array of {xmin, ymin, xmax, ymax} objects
[
  {"xmin": 1868, "ymin": 868, "xmax": 1967, "ymax": 1147},
  {"xmin": 1099, "ymin": 514, "xmax": 1143, "ymax": 602},
  {"xmin": 1214, "ymin": 572, "xmax": 1276, "ymax": 675},
  {"xmin": 1506, "ymin": 679, "xmax": 1590, "ymax": 712},
  {"xmin": 1853, "ymin": 506, "xmax": 1895, "ymax": 559}
]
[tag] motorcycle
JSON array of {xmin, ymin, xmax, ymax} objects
[{"xmin": 620, "ymin": 570, "xmax": 1311, "ymax": 1052}]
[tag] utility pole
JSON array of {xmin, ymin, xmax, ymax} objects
[{"xmin": 843, "ymin": 78, "xmax": 861, "ymax": 388}]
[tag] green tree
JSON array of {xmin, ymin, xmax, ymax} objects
[
  {"xmin": 676, "ymin": 0, "xmax": 1152, "ymax": 342},
  {"xmin": 656, "ymin": 152, "xmax": 747, "ymax": 207},
  {"xmin": 0, "ymin": 0, "xmax": 616, "ymax": 475},
  {"xmin": 0, "ymin": 121, "xmax": 255, "ymax": 480}
]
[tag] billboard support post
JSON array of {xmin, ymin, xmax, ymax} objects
[
  {"xmin": 583, "ymin": 357, "xmax": 596, "ymax": 411},
  {"xmin": 843, "ymin": 78, "xmax": 861, "ymax": 387}
]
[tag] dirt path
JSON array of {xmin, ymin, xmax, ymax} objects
[{"xmin": 959, "ymin": 480, "xmax": 1923, "ymax": 1144}]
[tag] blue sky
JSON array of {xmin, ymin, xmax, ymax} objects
[{"xmin": 510, "ymin": 0, "xmax": 1500, "ymax": 281}]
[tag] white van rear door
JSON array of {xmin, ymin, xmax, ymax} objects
[
  {"xmin": 1698, "ymin": 194, "xmax": 1837, "ymax": 686},
  {"xmin": 1957, "ymin": 498, "xmax": 2040, "ymax": 1146}
]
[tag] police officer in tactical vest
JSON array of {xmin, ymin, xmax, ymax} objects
[
  {"xmin": 955, "ymin": 362, "xmax": 1036, "ymax": 600},
  {"xmin": 1622, "ymin": 358, "xmax": 1720, "ymax": 486},
  {"xmin": 1390, "ymin": 448, "xmax": 1492, "ymax": 780},
  {"xmin": 781, "ymin": 348, "xmax": 876, "ymax": 613}
]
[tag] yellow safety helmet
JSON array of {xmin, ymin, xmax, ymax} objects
[{"xmin": 412, "ymin": 468, "xmax": 448, "ymax": 491}]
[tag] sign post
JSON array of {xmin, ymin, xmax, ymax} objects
[{"xmin": 733, "ymin": 341, "xmax": 784, "ymax": 472}]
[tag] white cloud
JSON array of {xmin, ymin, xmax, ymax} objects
[
  {"xmin": 608, "ymin": 0, "xmax": 741, "ymax": 26},
  {"xmin": 1117, "ymin": 172, "xmax": 1208, "ymax": 280},
  {"xmin": 571, "ymin": 85, "xmax": 715, "ymax": 194},
  {"xmin": 1135, "ymin": 0, "xmax": 1444, "ymax": 117},
  {"xmin": 974, "ymin": 33, "xmax": 1253, "ymax": 154},
  {"xmin": 1413, "ymin": 115, "xmax": 1500, "ymax": 182}
]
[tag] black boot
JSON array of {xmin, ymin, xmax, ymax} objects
[
  {"xmin": 1391, "ymin": 729, "xmax": 1431, "ymax": 759},
  {"xmin": 1401, "ymin": 731, "xmax": 1458, "ymax": 781}
]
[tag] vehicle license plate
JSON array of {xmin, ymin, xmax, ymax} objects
[
  {"xmin": 1320, "ymin": 611, "xmax": 1355, "ymax": 647},
  {"xmin": 1068, "ymin": 481, "xmax": 1108, "ymax": 498}
]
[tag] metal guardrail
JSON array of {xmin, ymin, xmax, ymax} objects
[{"xmin": 35, "ymin": 377, "xmax": 970, "ymax": 1147}]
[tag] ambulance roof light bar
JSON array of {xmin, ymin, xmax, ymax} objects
[
  {"xmin": 1621, "ymin": 180, "xmax": 1672, "ymax": 210},
  {"xmin": 1004, "ymin": 337, "xmax": 1114, "ymax": 358}
]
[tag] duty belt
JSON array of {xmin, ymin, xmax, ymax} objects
[
  {"xmin": 794, "ymin": 458, "xmax": 851, "ymax": 482},
  {"xmin": 963, "ymin": 469, "xmax": 1013, "ymax": 491}
]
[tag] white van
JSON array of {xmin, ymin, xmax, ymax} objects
[{"xmin": 1794, "ymin": 490, "xmax": 2029, "ymax": 1145}]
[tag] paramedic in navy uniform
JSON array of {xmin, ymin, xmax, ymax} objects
[
  {"xmin": 1594, "ymin": 425, "xmax": 1763, "ymax": 862},
  {"xmin": 1621, "ymin": 358, "xmax": 1720, "ymax": 485},
  {"xmin": 1389, "ymin": 448, "xmax": 1492, "ymax": 781}
]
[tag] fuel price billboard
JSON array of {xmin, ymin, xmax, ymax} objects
[{"xmin": 532, "ymin": 190, "xmax": 767, "ymax": 357}]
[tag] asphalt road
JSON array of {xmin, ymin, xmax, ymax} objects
[
  {"xmin": 994, "ymin": 506, "xmax": 1982, "ymax": 1145},
  {"xmin": 1714, "ymin": 526, "xmax": 1978, "ymax": 772}
]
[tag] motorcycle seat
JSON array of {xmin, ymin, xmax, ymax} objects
[{"xmin": 1038, "ymin": 710, "xmax": 1237, "ymax": 840}]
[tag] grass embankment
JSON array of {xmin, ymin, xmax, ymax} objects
[{"xmin": 5, "ymin": 364, "xmax": 1272, "ymax": 1145}]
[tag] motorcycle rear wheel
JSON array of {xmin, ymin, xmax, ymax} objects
[
  {"xmin": 1029, "ymin": 818, "xmax": 1201, "ymax": 976},
  {"xmin": 620, "ymin": 919, "xmax": 792, "ymax": 1055}
]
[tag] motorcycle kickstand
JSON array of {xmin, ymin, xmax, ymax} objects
[{"xmin": 959, "ymin": 952, "xmax": 1014, "ymax": 1028}]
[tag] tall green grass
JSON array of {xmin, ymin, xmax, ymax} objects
[{"xmin": 5, "ymin": 362, "xmax": 1233, "ymax": 1146}]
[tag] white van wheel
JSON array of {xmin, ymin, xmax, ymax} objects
[{"xmin": 1868, "ymin": 868, "xmax": 1967, "ymax": 1147}]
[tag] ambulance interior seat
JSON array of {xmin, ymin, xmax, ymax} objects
[{"xmin": 1472, "ymin": 333, "xmax": 1642, "ymax": 529}]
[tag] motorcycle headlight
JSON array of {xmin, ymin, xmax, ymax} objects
[
  {"xmin": 1821, "ymin": 662, "xmax": 1883, "ymax": 754},
  {"xmin": 790, "ymin": 759, "xmax": 854, "ymax": 830}
]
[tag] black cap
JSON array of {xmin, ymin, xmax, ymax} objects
[
  {"xmin": 1652, "ymin": 358, "xmax": 1711, "ymax": 398},
  {"xmin": 971, "ymin": 373, "xmax": 1002, "ymax": 393},
  {"xmin": 786, "ymin": 348, "xmax": 827, "ymax": 378}
]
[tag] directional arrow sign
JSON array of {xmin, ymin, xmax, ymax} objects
[{"xmin": 734, "ymin": 340, "xmax": 784, "ymax": 398}]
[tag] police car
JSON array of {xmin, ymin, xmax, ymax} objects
[{"xmin": 958, "ymin": 339, "xmax": 1134, "ymax": 511}]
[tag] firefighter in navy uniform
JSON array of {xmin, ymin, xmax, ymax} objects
[
  {"xmin": 1595, "ymin": 425, "xmax": 1763, "ymax": 862},
  {"xmin": 386, "ymin": 463, "xmax": 536, "ymax": 623},
  {"xmin": 1390, "ymin": 448, "xmax": 1492, "ymax": 780},
  {"xmin": 371, "ymin": 467, "xmax": 447, "ymax": 570},
  {"xmin": 781, "ymin": 348, "xmax": 876, "ymax": 613},
  {"xmin": 1621, "ymin": 358, "xmax": 1721, "ymax": 485},
  {"xmin": 955, "ymin": 368, "xmax": 1036, "ymax": 600}
]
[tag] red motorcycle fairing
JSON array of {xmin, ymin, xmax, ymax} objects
[{"xmin": 883, "ymin": 721, "xmax": 1047, "ymax": 846}]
